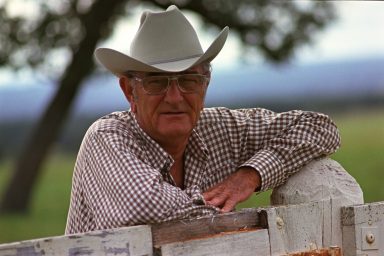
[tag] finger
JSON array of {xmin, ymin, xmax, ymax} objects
[
  {"xmin": 206, "ymin": 193, "xmax": 229, "ymax": 207},
  {"xmin": 220, "ymin": 198, "xmax": 237, "ymax": 213},
  {"xmin": 202, "ymin": 190, "xmax": 216, "ymax": 201},
  {"xmin": 203, "ymin": 184, "xmax": 223, "ymax": 201}
]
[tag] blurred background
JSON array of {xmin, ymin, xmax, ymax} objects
[{"xmin": 0, "ymin": 0, "xmax": 383, "ymax": 243}]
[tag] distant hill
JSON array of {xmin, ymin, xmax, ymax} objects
[
  {"xmin": 1, "ymin": 57, "xmax": 383, "ymax": 123},
  {"xmin": 205, "ymin": 57, "xmax": 384, "ymax": 110}
]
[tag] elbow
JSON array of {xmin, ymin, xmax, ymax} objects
[{"xmin": 322, "ymin": 116, "xmax": 342, "ymax": 155}]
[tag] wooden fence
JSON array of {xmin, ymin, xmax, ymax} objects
[{"xmin": 0, "ymin": 158, "xmax": 383, "ymax": 256}]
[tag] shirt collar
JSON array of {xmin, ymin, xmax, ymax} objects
[
  {"xmin": 129, "ymin": 111, "xmax": 174, "ymax": 172},
  {"xmin": 186, "ymin": 129, "xmax": 209, "ymax": 161}
]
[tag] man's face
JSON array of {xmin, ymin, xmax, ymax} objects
[{"xmin": 120, "ymin": 65, "xmax": 209, "ymax": 145}]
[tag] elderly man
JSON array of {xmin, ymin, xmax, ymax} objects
[{"xmin": 65, "ymin": 5, "xmax": 340, "ymax": 234}]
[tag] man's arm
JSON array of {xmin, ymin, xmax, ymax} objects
[{"xmin": 203, "ymin": 108, "xmax": 341, "ymax": 212}]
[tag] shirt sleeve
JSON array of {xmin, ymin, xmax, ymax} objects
[
  {"xmin": 222, "ymin": 108, "xmax": 341, "ymax": 191},
  {"xmin": 79, "ymin": 127, "xmax": 218, "ymax": 231}
]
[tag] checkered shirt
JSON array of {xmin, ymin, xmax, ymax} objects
[{"xmin": 65, "ymin": 107, "xmax": 340, "ymax": 234}]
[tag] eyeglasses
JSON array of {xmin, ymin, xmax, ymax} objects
[{"xmin": 133, "ymin": 74, "xmax": 209, "ymax": 95}]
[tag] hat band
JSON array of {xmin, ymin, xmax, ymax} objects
[{"xmin": 147, "ymin": 53, "xmax": 203, "ymax": 65}]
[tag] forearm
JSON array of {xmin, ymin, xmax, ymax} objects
[{"xmin": 242, "ymin": 110, "xmax": 341, "ymax": 190}]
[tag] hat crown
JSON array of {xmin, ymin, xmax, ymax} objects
[{"xmin": 130, "ymin": 5, "xmax": 204, "ymax": 64}]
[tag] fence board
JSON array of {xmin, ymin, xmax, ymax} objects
[
  {"xmin": 262, "ymin": 201, "xmax": 325, "ymax": 254},
  {"xmin": 0, "ymin": 225, "xmax": 152, "ymax": 256},
  {"xmin": 160, "ymin": 229, "xmax": 270, "ymax": 256},
  {"xmin": 152, "ymin": 208, "xmax": 262, "ymax": 247},
  {"xmin": 2, "ymin": 201, "xmax": 383, "ymax": 256}
]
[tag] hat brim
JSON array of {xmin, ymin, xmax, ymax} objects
[{"xmin": 95, "ymin": 27, "xmax": 229, "ymax": 76}]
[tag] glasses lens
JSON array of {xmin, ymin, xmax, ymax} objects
[
  {"xmin": 139, "ymin": 74, "xmax": 207, "ymax": 95},
  {"xmin": 178, "ymin": 74, "xmax": 206, "ymax": 93},
  {"xmin": 142, "ymin": 76, "xmax": 169, "ymax": 94}
]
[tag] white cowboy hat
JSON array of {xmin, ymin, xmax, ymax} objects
[{"xmin": 95, "ymin": 5, "xmax": 229, "ymax": 76}]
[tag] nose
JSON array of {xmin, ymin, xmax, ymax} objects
[{"xmin": 164, "ymin": 79, "xmax": 183, "ymax": 103}]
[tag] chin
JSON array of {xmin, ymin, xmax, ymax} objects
[{"xmin": 160, "ymin": 126, "xmax": 192, "ymax": 138}]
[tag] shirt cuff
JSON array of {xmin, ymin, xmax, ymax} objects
[
  {"xmin": 184, "ymin": 185, "xmax": 206, "ymax": 205},
  {"xmin": 239, "ymin": 149, "xmax": 285, "ymax": 191}
]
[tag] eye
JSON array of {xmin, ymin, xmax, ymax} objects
[
  {"xmin": 178, "ymin": 74, "xmax": 207, "ymax": 93},
  {"xmin": 179, "ymin": 75, "xmax": 200, "ymax": 85},
  {"xmin": 143, "ymin": 77, "xmax": 168, "ymax": 94},
  {"xmin": 145, "ymin": 77, "xmax": 166, "ymax": 86}
]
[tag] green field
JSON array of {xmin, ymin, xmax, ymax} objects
[{"xmin": 0, "ymin": 109, "xmax": 383, "ymax": 244}]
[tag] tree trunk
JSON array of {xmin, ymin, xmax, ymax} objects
[{"xmin": 0, "ymin": 0, "xmax": 127, "ymax": 213}]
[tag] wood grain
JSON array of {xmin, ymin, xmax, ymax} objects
[{"xmin": 151, "ymin": 207, "xmax": 264, "ymax": 247}]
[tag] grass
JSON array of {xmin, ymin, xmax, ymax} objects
[
  {"xmin": 0, "ymin": 154, "xmax": 75, "ymax": 243},
  {"xmin": 331, "ymin": 109, "xmax": 384, "ymax": 202},
  {"xmin": 0, "ymin": 108, "xmax": 383, "ymax": 243}
]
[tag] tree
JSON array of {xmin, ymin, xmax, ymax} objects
[{"xmin": 0, "ymin": 0, "xmax": 336, "ymax": 212}]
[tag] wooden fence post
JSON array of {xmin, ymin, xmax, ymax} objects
[
  {"xmin": 341, "ymin": 201, "xmax": 384, "ymax": 256},
  {"xmin": 269, "ymin": 158, "xmax": 363, "ymax": 250}
]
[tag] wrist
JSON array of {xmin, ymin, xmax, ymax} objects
[{"xmin": 237, "ymin": 166, "xmax": 261, "ymax": 191}]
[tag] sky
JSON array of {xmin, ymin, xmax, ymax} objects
[
  {"xmin": 0, "ymin": 1, "xmax": 384, "ymax": 84},
  {"xmin": 296, "ymin": 1, "xmax": 384, "ymax": 65}
]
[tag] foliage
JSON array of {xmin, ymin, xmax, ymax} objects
[
  {"xmin": 0, "ymin": 0, "xmax": 124, "ymax": 75},
  {"xmin": 0, "ymin": 0, "xmax": 336, "ymax": 73}
]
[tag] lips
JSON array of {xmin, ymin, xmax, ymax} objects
[
  {"xmin": 159, "ymin": 111, "xmax": 188, "ymax": 118},
  {"xmin": 160, "ymin": 109, "xmax": 186, "ymax": 114},
  {"xmin": 161, "ymin": 112, "xmax": 187, "ymax": 117},
  {"xmin": 163, "ymin": 112, "xmax": 185, "ymax": 114}
]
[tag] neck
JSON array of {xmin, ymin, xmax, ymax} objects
[
  {"xmin": 159, "ymin": 136, "xmax": 188, "ymax": 189},
  {"xmin": 159, "ymin": 135, "xmax": 189, "ymax": 161}
]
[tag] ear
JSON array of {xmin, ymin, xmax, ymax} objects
[
  {"xmin": 119, "ymin": 76, "xmax": 137, "ymax": 113},
  {"xmin": 201, "ymin": 84, "xmax": 209, "ymax": 110}
]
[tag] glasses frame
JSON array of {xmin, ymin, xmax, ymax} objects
[{"xmin": 132, "ymin": 74, "xmax": 209, "ymax": 95}]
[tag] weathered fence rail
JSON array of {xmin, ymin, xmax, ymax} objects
[{"xmin": 0, "ymin": 158, "xmax": 383, "ymax": 256}]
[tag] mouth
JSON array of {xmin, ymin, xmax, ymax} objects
[
  {"xmin": 162, "ymin": 112, "xmax": 185, "ymax": 115},
  {"xmin": 160, "ymin": 111, "xmax": 187, "ymax": 117}
]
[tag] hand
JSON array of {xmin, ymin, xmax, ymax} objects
[{"xmin": 203, "ymin": 167, "xmax": 261, "ymax": 213}]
